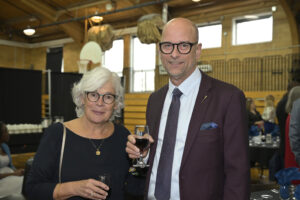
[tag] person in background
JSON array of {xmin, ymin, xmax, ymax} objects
[
  {"xmin": 126, "ymin": 18, "xmax": 249, "ymax": 200},
  {"xmin": 284, "ymin": 86, "xmax": 300, "ymax": 168},
  {"xmin": 0, "ymin": 121, "xmax": 24, "ymax": 199},
  {"xmin": 262, "ymin": 94, "xmax": 279, "ymax": 137},
  {"xmin": 26, "ymin": 67, "xmax": 131, "ymax": 200},
  {"xmin": 276, "ymin": 81, "xmax": 300, "ymax": 164},
  {"xmin": 262, "ymin": 94, "xmax": 276, "ymax": 123},
  {"xmin": 289, "ymin": 98, "xmax": 300, "ymax": 165},
  {"xmin": 246, "ymin": 97, "xmax": 264, "ymax": 136}
]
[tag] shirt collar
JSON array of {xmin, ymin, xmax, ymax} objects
[{"xmin": 168, "ymin": 68, "xmax": 201, "ymax": 96}]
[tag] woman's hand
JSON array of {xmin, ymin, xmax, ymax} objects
[
  {"xmin": 14, "ymin": 169, "xmax": 25, "ymax": 176},
  {"xmin": 126, "ymin": 134, "xmax": 154, "ymax": 159},
  {"xmin": 54, "ymin": 179, "xmax": 109, "ymax": 200}
]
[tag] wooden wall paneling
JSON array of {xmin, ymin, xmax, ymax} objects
[
  {"xmin": 279, "ymin": 0, "xmax": 300, "ymax": 49},
  {"xmin": 124, "ymin": 93, "xmax": 150, "ymax": 134}
]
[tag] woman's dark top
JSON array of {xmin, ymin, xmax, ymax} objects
[
  {"xmin": 247, "ymin": 110, "xmax": 262, "ymax": 128},
  {"xmin": 25, "ymin": 122, "xmax": 131, "ymax": 200}
]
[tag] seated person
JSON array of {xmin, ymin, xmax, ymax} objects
[
  {"xmin": 262, "ymin": 94, "xmax": 279, "ymax": 137},
  {"xmin": 246, "ymin": 98, "xmax": 264, "ymax": 136},
  {"xmin": 0, "ymin": 121, "xmax": 24, "ymax": 198},
  {"xmin": 262, "ymin": 94, "xmax": 276, "ymax": 123}
]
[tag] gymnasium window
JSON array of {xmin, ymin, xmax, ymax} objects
[
  {"xmin": 131, "ymin": 37, "xmax": 155, "ymax": 92},
  {"xmin": 198, "ymin": 23, "xmax": 222, "ymax": 49},
  {"xmin": 232, "ymin": 14, "xmax": 273, "ymax": 45},
  {"xmin": 103, "ymin": 39, "xmax": 124, "ymax": 77}
]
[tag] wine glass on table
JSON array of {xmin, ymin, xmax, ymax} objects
[{"xmin": 133, "ymin": 125, "xmax": 150, "ymax": 168}]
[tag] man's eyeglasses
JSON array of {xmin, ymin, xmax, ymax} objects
[
  {"xmin": 159, "ymin": 42, "xmax": 197, "ymax": 54},
  {"xmin": 86, "ymin": 92, "xmax": 117, "ymax": 104}
]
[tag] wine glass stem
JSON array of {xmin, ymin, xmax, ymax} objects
[{"xmin": 138, "ymin": 153, "xmax": 144, "ymax": 166}]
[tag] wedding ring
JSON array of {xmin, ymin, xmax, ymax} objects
[{"xmin": 90, "ymin": 191, "xmax": 94, "ymax": 197}]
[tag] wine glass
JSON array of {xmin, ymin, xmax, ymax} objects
[
  {"xmin": 98, "ymin": 173, "xmax": 111, "ymax": 197},
  {"xmin": 133, "ymin": 125, "xmax": 150, "ymax": 168}
]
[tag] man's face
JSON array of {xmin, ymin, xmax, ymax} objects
[{"xmin": 159, "ymin": 19, "xmax": 202, "ymax": 85}]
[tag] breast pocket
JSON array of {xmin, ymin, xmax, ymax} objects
[
  {"xmin": 190, "ymin": 127, "xmax": 222, "ymax": 170},
  {"xmin": 196, "ymin": 127, "xmax": 220, "ymax": 143}
]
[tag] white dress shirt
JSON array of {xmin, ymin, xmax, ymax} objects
[{"xmin": 148, "ymin": 68, "xmax": 201, "ymax": 200}]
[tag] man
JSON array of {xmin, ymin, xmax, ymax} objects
[
  {"xmin": 289, "ymin": 98, "xmax": 300, "ymax": 165},
  {"xmin": 126, "ymin": 18, "xmax": 250, "ymax": 200},
  {"xmin": 276, "ymin": 81, "xmax": 300, "ymax": 160}
]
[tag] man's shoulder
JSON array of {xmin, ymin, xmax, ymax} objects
[
  {"xmin": 149, "ymin": 84, "xmax": 168, "ymax": 99},
  {"xmin": 205, "ymin": 74, "xmax": 243, "ymax": 94},
  {"xmin": 292, "ymin": 98, "xmax": 300, "ymax": 111}
]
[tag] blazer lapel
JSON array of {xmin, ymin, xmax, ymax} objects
[
  {"xmin": 148, "ymin": 85, "xmax": 168, "ymax": 164},
  {"xmin": 180, "ymin": 72, "xmax": 213, "ymax": 168}
]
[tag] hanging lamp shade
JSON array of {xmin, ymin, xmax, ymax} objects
[
  {"xmin": 87, "ymin": 24, "xmax": 115, "ymax": 51},
  {"xmin": 137, "ymin": 14, "xmax": 164, "ymax": 44},
  {"xmin": 23, "ymin": 27, "xmax": 36, "ymax": 36}
]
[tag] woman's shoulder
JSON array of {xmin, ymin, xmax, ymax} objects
[
  {"xmin": 114, "ymin": 123, "xmax": 130, "ymax": 137},
  {"xmin": 43, "ymin": 122, "xmax": 64, "ymax": 139}
]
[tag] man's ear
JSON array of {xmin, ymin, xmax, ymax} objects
[{"xmin": 196, "ymin": 43, "xmax": 202, "ymax": 59}]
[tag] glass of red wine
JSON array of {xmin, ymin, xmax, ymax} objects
[{"xmin": 133, "ymin": 125, "xmax": 150, "ymax": 168}]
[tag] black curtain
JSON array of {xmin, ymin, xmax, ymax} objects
[
  {"xmin": 46, "ymin": 47, "xmax": 63, "ymax": 72},
  {"xmin": 51, "ymin": 72, "xmax": 82, "ymax": 122},
  {"xmin": 0, "ymin": 67, "xmax": 42, "ymax": 124}
]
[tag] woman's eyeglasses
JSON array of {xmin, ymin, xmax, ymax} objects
[{"xmin": 86, "ymin": 92, "xmax": 117, "ymax": 104}]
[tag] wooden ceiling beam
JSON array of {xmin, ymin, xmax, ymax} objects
[
  {"xmin": 171, "ymin": 0, "xmax": 274, "ymax": 18},
  {"xmin": 20, "ymin": 0, "xmax": 57, "ymax": 21},
  {"xmin": 56, "ymin": 0, "xmax": 108, "ymax": 18},
  {"xmin": 278, "ymin": 0, "xmax": 299, "ymax": 46},
  {"xmin": 20, "ymin": 0, "xmax": 84, "ymax": 43},
  {"xmin": 125, "ymin": 0, "xmax": 162, "ymax": 14}
]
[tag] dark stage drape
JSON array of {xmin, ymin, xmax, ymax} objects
[
  {"xmin": 46, "ymin": 47, "xmax": 63, "ymax": 72},
  {"xmin": 51, "ymin": 72, "xmax": 82, "ymax": 122},
  {"xmin": 0, "ymin": 67, "xmax": 42, "ymax": 124}
]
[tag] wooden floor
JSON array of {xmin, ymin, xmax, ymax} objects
[{"xmin": 250, "ymin": 167, "xmax": 278, "ymax": 192}]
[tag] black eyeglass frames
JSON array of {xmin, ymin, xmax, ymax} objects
[
  {"xmin": 86, "ymin": 92, "xmax": 117, "ymax": 104},
  {"xmin": 159, "ymin": 42, "xmax": 198, "ymax": 54}
]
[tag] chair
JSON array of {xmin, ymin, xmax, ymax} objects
[{"xmin": 21, "ymin": 157, "xmax": 34, "ymax": 198}]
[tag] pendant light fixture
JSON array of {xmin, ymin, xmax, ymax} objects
[
  {"xmin": 23, "ymin": 27, "xmax": 36, "ymax": 36},
  {"xmin": 90, "ymin": 11, "xmax": 103, "ymax": 23}
]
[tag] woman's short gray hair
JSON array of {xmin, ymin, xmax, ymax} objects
[{"xmin": 72, "ymin": 66, "xmax": 124, "ymax": 121}]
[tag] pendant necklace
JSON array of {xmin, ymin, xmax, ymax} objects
[{"xmin": 89, "ymin": 138, "xmax": 105, "ymax": 156}]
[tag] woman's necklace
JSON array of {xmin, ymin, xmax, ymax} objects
[{"xmin": 89, "ymin": 138, "xmax": 105, "ymax": 156}]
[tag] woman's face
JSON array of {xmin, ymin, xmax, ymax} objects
[
  {"xmin": 0, "ymin": 124, "xmax": 9, "ymax": 143},
  {"xmin": 83, "ymin": 81, "xmax": 117, "ymax": 125}
]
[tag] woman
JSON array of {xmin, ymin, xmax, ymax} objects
[
  {"xmin": 0, "ymin": 121, "xmax": 24, "ymax": 198},
  {"xmin": 262, "ymin": 94, "xmax": 279, "ymax": 137},
  {"xmin": 262, "ymin": 94, "xmax": 276, "ymax": 123},
  {"xmin": 246, "ymin": 97, "xmax": 264, "ymax": 136},
  {"xmin": 26, "ymin": 67, "xmax": 131, "ymax": 200},
  {"xmin": 284, "ymin": 86, "xmax": 300, "ymax": 169}
]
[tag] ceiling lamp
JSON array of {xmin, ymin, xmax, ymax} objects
[
  {"xmin": 244, "ymin": 15, "xmax": 259, "ymax": 19},
  {"xmin": 23, "ymin": 27, "xmax": 36, "ymax": 36},
  {"xmin": 192, "ymin": 0, "xmax": 201, "ymax": 2},
  {"xmin": 90, "ymin": 12, "xmax": 103, "ymax": 23}
]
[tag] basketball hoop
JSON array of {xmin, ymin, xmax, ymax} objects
[{"xmin": 77, "ymin": 59, "xmax": 91, "ymax": 74}]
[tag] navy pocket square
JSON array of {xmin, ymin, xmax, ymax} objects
[{"xmin": 200, "ymin": 122, "xmax": 218, "ymax": 130}]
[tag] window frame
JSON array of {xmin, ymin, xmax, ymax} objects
[
  {"xmin": 130, "ymin": 36, "xmax": 156, "ymax": 93},
  {"xmin": 197, "ymin": 21, "xmax": 222, "ymax": 49},
  {"xmin": 102, "ymin": 38, "xmax": 124, "ymax": 77},
  {"xmin": 232, "ymin": 13, "xmax": 273, "ymax": 46}
]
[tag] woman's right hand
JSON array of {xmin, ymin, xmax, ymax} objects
[{"xmin": 54, "ymin": 179, "xmax": 109, "ymax": 200}]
